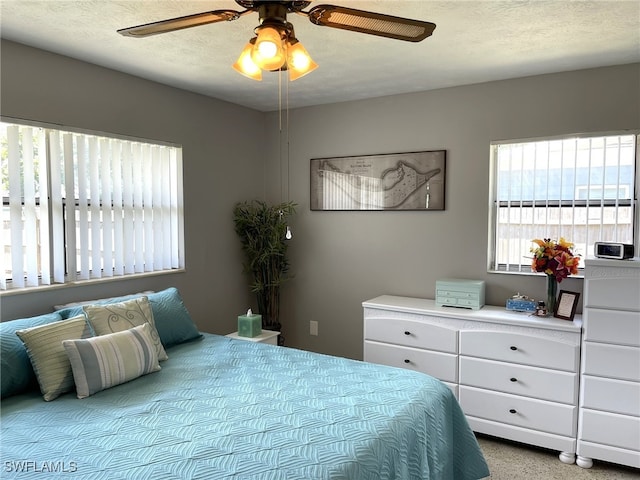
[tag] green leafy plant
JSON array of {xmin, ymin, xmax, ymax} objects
[{"xmin": 233, "ymin": 200, "xmax": 296, "ymax": 332}]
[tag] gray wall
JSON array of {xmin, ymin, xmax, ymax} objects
[
  {"xmin": 2, "ymin": 39, "xmax": 638, "ymax": 360},
  {"xmin": 267, "ymin": 63, "xmax": 640, "ymax": 358},
  {"xmin": 0, "ymin": 40, "xmax": 265, "ymax": 336}
]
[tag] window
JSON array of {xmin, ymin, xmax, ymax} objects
[
  {"xmin": 489, "ymin": 133, "xmax": 637, "ymax": 273},
  {"xmin": 1, "ymin": 121, "xmax": 184, "ymax": 291}
]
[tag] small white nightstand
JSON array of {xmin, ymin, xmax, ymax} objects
[{"xmin": 226, "ymin": 330, "xmax": 280, "ymax": 346}]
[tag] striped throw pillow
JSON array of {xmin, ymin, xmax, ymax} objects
[
  {"xmin": 63, "ymin": 323, "xmax": 161, "ymax": 399},
  {"xmin": 16, "ymin": 316, "xmax": 93, "ymax": 401}
]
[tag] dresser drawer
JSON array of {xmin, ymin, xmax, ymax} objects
[
  {"xmin": 459, "ymin": 356, "xmax": 577, "ymax": 404},
  {"xmin": 584, "ymin": 308, "xmax": 640, "ymax": 347},
  {"xmin": 582, "ymin": 343, "xmax": 640, "ymax": 381},
  {"xmin": 364, "ymin": 340, "xmax": 457, "ymax": 383},
  {"xmin": 581, "ymin": 376, "xmax": 640, "ymax": 417},
  {"xmin": 459, "ymin": 386, "xmax": 577, "ymax": 437},
  {"xmin": 364, "ymin": 316, "xmax": 457, "ymax": 353},
  {"xmin": 579, "ymin": 409, "xmax": 640, "ymax": 451},
  {"xmin": 460, "ymin": 330, "xmax": 579, "ymax": 372},
  {"xmin": 585, "ymin": 276, "xmax": 640, "ymax": 312}
]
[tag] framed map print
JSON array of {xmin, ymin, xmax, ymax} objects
[{"xmin": 310, "ymin": 150, "xmax": 446, "ymax": 211}]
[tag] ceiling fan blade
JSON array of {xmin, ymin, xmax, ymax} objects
[
  {"xmin": 118, "ymin": 10, "xmax": 244, "ymax": 38},
  {"xmin": 306, "ymin": 4, "xmax": 436, "ymax": 42}
]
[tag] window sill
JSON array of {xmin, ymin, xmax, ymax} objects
[
  {"xmin": 0, "ymin": 269, "xmax": 186, "ymax": 297},
  {"xmin": 488, "ymin": 269, "xmax": 585, "ymax": 281}
]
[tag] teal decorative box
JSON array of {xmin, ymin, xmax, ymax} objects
[
  {"xmin": 436, "ymin": 278, "xmax": 485, "ymax": 310},
  {"xmin": 238, "ymin": 309, "xmax": 262, "ymax": 338}
]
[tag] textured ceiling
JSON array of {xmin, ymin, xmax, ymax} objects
[{"xmin": 1, "ymin": 1, "xmax": 639, "ymax": 112}]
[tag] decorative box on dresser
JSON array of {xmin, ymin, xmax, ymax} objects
[
  {"xmin": 363, "ymin": 295, "xmax": 582, "ymax": 464},
  {"xmin": 577, "ymin": 258, "xmax": 640, "ymax": 469}
]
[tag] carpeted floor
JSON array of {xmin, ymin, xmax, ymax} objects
[{"xmin": 476, "ymin": 434, "xmax": 639, "ymax": 479}]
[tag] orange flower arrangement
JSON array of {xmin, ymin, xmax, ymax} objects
[{"xmin": 530, "ymin": 237, "xmax": 580, "ymax": 282}]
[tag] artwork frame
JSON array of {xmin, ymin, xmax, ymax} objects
[
  {"xmin": 554, "ymin": 290, "xmax": 581, "ymax": 321},
  {"xmin": 310, "ymin": 150, "xmax": 446, "ymax": 211}
]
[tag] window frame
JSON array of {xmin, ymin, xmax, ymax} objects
[
  {"xmin": 1, "ymin": 117, "xmax": 186, "ymax": 293},
  {"xmin": 487, "ymin": 130, "xmax": 639, "ymax": 275}
]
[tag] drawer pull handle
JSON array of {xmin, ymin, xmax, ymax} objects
[
  {"xmin": 404, "ymin": 359, "xmax": 411, "ymax": 364},
  {"xmin": 510, "ymin": 346, "xmax": 518, "ymax": 351},
  {"xmin": 510, "ymin": 377, "xmax": 518, "ymax": 382},
  {"xmin": 404, "ymin": 331, "xmax": 411, "ymax": 336},
  {"xmin": 509, "ymin": 409, "xmax": 517, "ymax": 414}
]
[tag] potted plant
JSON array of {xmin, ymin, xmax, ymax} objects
[{"xmin": 233, "ymin": 200, "xmax": 296, "ymax": 337}]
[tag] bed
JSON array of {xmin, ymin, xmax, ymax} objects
[{"xmin": 0, "ymin": 289, "xmax": 489, "ymax": 480}]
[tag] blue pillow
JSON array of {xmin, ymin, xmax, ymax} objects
[
  {"xmin": 57, "ymin": 287, "xmax": 201, "ymax": 348},
  {"xmin": 146, "ymin": 288, "xmax": 202, "ymax": 348},
  {"xmin": 1, "ymin": 312, "xmax": 62, "ymax": 398},
  {"xmin": 56, "ymin": 292, "xmax": 150, "ymax": 320}
]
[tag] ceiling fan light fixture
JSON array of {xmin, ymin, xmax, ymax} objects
[
  {"xmin": 251, "ymin": 25, "xmax": 286, "ymax": 70},
  {"xmin": 286, "ymin": 38, "xmax": 318, "ymax": 81},
  {"xmin": 232, "ymin": 40, "xmax": 263, "ymax": 81},
  {"xmin": 120, "ymin": 1, "xmax": 437, "ymax": 83}
]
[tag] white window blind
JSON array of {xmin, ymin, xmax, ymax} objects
[
  {"xmin": 1, "ymin": 121, "xmax": 184, "ymax": 290},
  {"xmin": 489, "ymin": 133, "xmax": 637, "ymax": 272}
]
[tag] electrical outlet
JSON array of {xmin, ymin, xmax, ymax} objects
[{"xmin": 309, "ymin": 320, "xmax": 318, "ymax": 336}]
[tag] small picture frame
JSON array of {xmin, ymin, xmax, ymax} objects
[{"xmin": 554, "ymin": 290, "xmax": 581, "ymax": 321}]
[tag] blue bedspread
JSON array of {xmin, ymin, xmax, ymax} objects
[{"xmin": 1, "ymin": 333, "xmax": 489, "ymax": 479}]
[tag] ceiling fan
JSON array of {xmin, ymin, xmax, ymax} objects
[{"xmin": 118, "ymin": 1, "xmax": 436, "ymax": 81}]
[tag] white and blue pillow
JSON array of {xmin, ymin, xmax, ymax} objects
[{"xmin": 63, "ymin": 323, "xmax": 161, "ymax": 399}]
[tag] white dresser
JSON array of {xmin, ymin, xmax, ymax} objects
[
  {"xmin": 363, "ymin": 295, "xmax": 582, "ymax": 463},
  {"xmin": 576, "ymin": 259, "xmax": 640, "ymax": 469}
]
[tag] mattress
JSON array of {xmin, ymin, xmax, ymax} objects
[{"xmin": 1, "ymin": 333, "xmax": 489, "ymax": 479}]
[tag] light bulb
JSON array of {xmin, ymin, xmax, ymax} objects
[
  {"xmin": 290, "ymin": 47, "xmax": 310, "ymax": 69},
  {"xmin": 251, "ymin": 26, "xmax": 286, "ymax": 71},
  {"xmin": 233, "ymin": 41, "xmax": 262, "ymax": 81},
  {"xmin": 286, "ymin": 39, "xmax": 318, "ymax": 81},
  {"xmin": 257, "ymin": 41, "xmax": 277, "ymax": 59},
  {"xmin": 285, "ymin": 226, "xmax": 292, "ymax": 240}
]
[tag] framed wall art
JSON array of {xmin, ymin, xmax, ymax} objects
[{"xmin": 310, "ymin": 150, "xmax": 446, "ymax": 211}]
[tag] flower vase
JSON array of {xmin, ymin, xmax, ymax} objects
[{"xmin": 546, "ymin": 274, "xmax": 558, "ymax": 316}]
